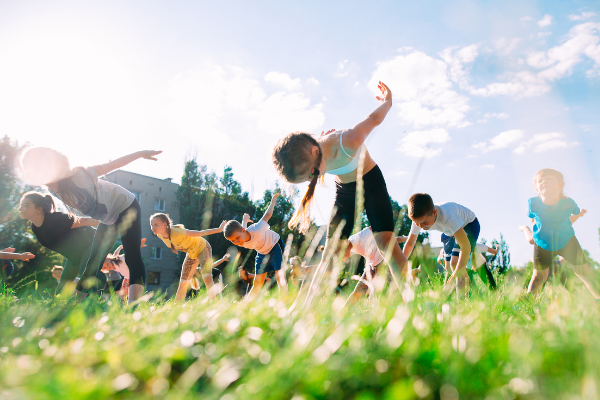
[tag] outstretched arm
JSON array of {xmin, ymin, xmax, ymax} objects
[
  {"xmin": 242, "ymin": 213, "xmax": 253, "ymax": 229},
  {"xmin": 260, "ymin": 192, "xmax": 280, "ymax": 223},
  {"xmin": 570, "ymin": 209, "xmax": 587, "ymax": 224},
  {"xmin": 0, "ymin": 248, "xmax": 35, "ymax": 261},
  {"xmin": 402, "ymin": 234, "xmax": 418, "ymax": 258},
  {"xmin": 186, "ymin": 221, "xmax": 227, "ymax": 237},
  {"xmin": 71, "ymin": 217, "xmax": 100, "ymax": 229},
  {"xmin": 341, "ymin": 81, "xmax": 393, "ymax": 152},
  {"xmin": 212, "ymin": 253, "xmax": 231, "ymax": 269},
  {"xmin": 92, "ymin": 150, "xmax": 162, "ymax": 176}
]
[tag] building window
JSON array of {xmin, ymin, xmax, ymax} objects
[
  {"xmin": 148, "ymin": 272, "xmax": 161, "ymax": 285},
  {"xmin": 131, "ymin": 191, "xmax": 141, "ymax": 202},
  {"xmin": 151, "ymin": 247, "xmax": 162, "ymax": 260},
  {"xmin": 154, "ymin": 198, "xmax": 166, "ymax": 211}
]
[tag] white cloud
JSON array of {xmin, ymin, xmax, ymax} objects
[
  {"xmin": 469, "ymin": 71, "xmax": 550, "ymax": 98},
  {"xmin": 537, "ymin": 14, "xmax": 553, "ymax": 28},
  {"xmin": 493, "ymin": 37, "xmax": 521, "ymax": 56},
  {"xmin": 478, "ymin": 112, "xmax": 509, "ymax": 123},
  {"xmin": 336, "ymin": 60, "xmax": 349, "ymax": 77},
  {"xmin": 514, "ymin": 132, "xmax": 580, "ymax": 154},
  {"xmin": 398, "ymin": 128, "xmax": 450, "ymax": 158},
  {"xmin": 481, "ymin": 164, "xmax": 495, "ymax": 170},
  {"xmin": 569, "ymin": 12, "xmax": 596, "ymax": 21},
  {"xmin": 307, "ymin": 77, "xmax": 320, "ymax": 86},
  {"xmin": 439, "ymin": 44, "xmax": 479, "ymax": 89},
  {"xmin": 472, "ymin": 129, "xmax": 524, "ymax": 152},
  {"xmin": 520, "ymin": 16, "xmax": 533, "ymax": 22},
  {"xmin": 370, "ymin": 51, "xmax": 471, "ymax": 129},
  {"xmin": 264, "ymin": 71, "xmax": 301, "ymax": 91},
  {"xmin": 527, "ymin": 22, "xmax": 600, "ymax": 80},
  {"xmin": 538, "ymin": 32, "xmax": 552, "ymax": 38}
]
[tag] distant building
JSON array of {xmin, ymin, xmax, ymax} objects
[{"xmin": 104, "ymin": 170, "xmax": 181, "ymax": 295}]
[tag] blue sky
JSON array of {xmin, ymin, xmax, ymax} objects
[{"xmin": 1, "ymin": 0, "xmax": 599, "ymax": 264}]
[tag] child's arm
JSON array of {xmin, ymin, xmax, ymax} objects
[
  {"xmin": 402, "ymin": 234, "xmax": 418, "ymax": 258},
  {"xmin": 445, "ymin": 228, "xmax": 471, "ymax": 282},
  {"xmin": 341, "ymin": 82, "xmax": 393, "ymax": 152},
  {"xmin": 260, "ymin": 192, "xmax": 280, "ymax": 223},
  {"xmin": 186, "ymin": 221, "xmax": 227, "ymax": 237},
  {"xmin": 570, "ymin": 209, "xmax": 587, "ymax": 224},
  {"xmin": 92, "ymin": 150, "xmax": 162, "ymax": 176},
  {"xmin": 0, "ymin": 248, "xmax": 35, "ymax": 261},
  {"xmin": 71, "ymin": 217, "xmax": 100, "ymax": 229},
  {"xmin": 242, "ymin": 213, "xmax": 253, "ymax": 229},
  {"xmin": 212, "ymin": 253, "xmax": 231, "ymax": 269},
  {"xmin": 396, "ymin": 235, "xmax": 408, "ymax": 243},
  {"xmin": 488, "ymin": 246, "xmax": 499, "ymax": 255},
  {"xmin": 112, "ymin": 245, "xmax": 124, "ymax": 257}
]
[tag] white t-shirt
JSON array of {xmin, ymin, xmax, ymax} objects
[
  {"xmin": 410, "ymin": 203, "xmax": 476, "ymax": 237},
  {"xmin": 348, "ymin": 228, "xmax": 384, "ymax": 267},
  {"xmin": 243, "ymin": 220, "xmax": 280, "ymax": 255}
]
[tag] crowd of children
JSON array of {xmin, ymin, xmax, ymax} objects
[{"xmin": 4, "ymin": 82, "xmax": 598, "ymax": 303}]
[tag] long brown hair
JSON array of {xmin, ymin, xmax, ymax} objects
[
  {"xmin": 272, "ymin": 132, "xmax": 322, "ymax": 233},
  {"xmin": 534, "ymin": 168, "xmax": 567, "ymax": 199},
  {"xmin": 21, "ymin": 191, "xmax": 56, "ymax": 214},
  {"xmin": 150, "ymin": 213, "xmax": 177, "ymax": 254},
  {"xmin": 55, "ymin": 167, "xmax": 99, "ymax": 214}
]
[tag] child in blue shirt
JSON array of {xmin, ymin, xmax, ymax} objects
[{"xmin": 526, "ymin": 168, "xmax": 599, "ymax": 298}]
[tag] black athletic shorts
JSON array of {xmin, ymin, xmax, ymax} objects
[
  {"xmin": 533, "ymin": 235, "xmax": 586, "ymax": 270},
  {"xmin": 328, "ymin": 165, "xmax": 395, "ymax": 240}
]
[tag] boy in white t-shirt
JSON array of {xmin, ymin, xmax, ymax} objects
[
  {"xmin": 403, "ymin": 193, "xmax": 480, "ymax": 294},
  {"xmin": 342, "ymin": 227, "xmax": 413, "ymax": 303},
  {"xmin": 437, "ymin": 243, "xmax": 498, "ymax": 290},
  {"xmin": 223, "ymin": 193, "xmax": 287, "ymax": 301}
]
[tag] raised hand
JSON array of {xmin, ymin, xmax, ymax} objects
[
  {"xmin": 19, "ymin": 252, "xmax": 35, "ymax": 262},
  {"xmin": 580, "ymin": 209, "xmax": 587, "ymax": 217},
  {"xmin": 218, "ymin": 220, "xmax": 227, "ymax": 230},
  {"xmin": 243, "ymin": 213, "xmax": 252, "ymax": 222},
  {"xmin": 375, "ymin": 81, "xmax": 392, "ymax": 103},
  {"xmin": 139, "ymin": 150, "xmax": 163, "ymax": 161},
  {"xmin": 2, "ymin": 247, "xmax": 15, "ymax": 253},
  {"xmin": 223, "ymin": 253, "xmax": 231, "ymax": 260},
  {"xmin": 320, "ymin": 129, "xmax": 335, "ymax": 136},
  {"xmin": 140, "ymin": 238, "xmax": 147, "ymax": 248}
]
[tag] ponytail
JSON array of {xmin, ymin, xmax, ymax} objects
[
  {"xmin": 150, "ymin": 213, "xmax": 178, "ymax": 254},
  {"xmin": 21, "ymin": 191, "xmax": 56, "ymax": 214},
  {"xmin": 273, "ymin": 132, "xmax": 323, "ymax": 234},
  {"xmin": 288, "ymin": 168, "xmax": 320, "ymax": 233}
]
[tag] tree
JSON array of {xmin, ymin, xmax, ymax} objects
[
  {"xmin": 0, "ymin": 136, "xmax": 63, "ymax": 293},
  {"xmin": 489, "ymin": 233, "xmax": 511, "ymax": 273}
]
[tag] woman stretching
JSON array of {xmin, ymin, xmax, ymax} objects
[
  {"xmin": 18, "ymin": 191, "xmax": 98, "ymax": 293},
  {"xmin": 20, "ymin": 147, "xmax": 161, "ymax": 303},
  {"xmin": 272, "ymin": 82, "xmax": 408, "ymax": 294},
  {"xmin": 150, "ymin": 213, "xmax": 226, "ymax": 301}
]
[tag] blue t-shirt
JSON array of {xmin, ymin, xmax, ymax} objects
[{"xmin": 528, "ymin": 197, "xmax": 580, "ymax": 251}]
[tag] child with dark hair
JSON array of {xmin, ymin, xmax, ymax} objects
[
  {"xmin": 20, "ymin": 147, "xmax": 161, "ymax": 304},
  {"xmin": 223, "ymin": 193, "xmax": 287, "ymax": 301},
  {"xmin": 150, "ymin": 213, "xmax": 226, "ymax": 301},
  {"xmin": 403, "ymin": 193, "xmax": 480, "ymax": 295},
  {"xmin": 271, "ymin": 82, "xmax": 408, "ymax": 288},
  {"xmin": 18, "ymin": 191, "xmax": 98, "ymax": 293},
  {"xmin": 525, "ymin": 168, "xmax": 599, "ymax": 298}
]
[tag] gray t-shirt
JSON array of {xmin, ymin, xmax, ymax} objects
[{"xmin": 50, "ymin": 167, "xmax": 135, "ymax": 225}]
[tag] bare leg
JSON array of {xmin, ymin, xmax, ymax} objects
[
  {"xmin": 527, "ymin": 268, "xmax": 549, "ymax": 294},
  {"xmin": 373, "ymin": 231, "xmax": 408, "ymax": 286},
  {"xmin": 175, "ymin": 255, "xmax": 200, "ymax": 301},
  {"xmin": 519, "ymin": 225, "xmax": 535, "ymax": 245},
  {"xmin": 128, "ymin": 284, "xmax": 144, "ymax": 304},
  {"xmin": 571, "ymin": 263, "xmax": 600, "ymax": 299},
  {"xmin": 244, "ymin": 273, "xmax": 267, "ymax": 303},
  {"xmin": 275, "ymin": 269, "xmax": 288, "ymax": 295}
]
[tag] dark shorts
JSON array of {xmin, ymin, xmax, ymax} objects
[
  {"xmin": 255, "ymin": 239, "xmax": 284, "ymax": 275},
  {"xmin": 328, "ymin": 165, "xmax": 395, "ymax": 240},
  {"xmin": 533, "ymin": 235, "xmax": 586, "ymax": 270},
  {"xmin": 440, "ymin": 218, "xmax": 480, "ymax": 262}
]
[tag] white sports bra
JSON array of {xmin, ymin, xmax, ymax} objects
[{"xmin": 326, "ymin": 130, "xmax": 366, "ymax": 176}]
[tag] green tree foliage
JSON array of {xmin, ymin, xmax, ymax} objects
[
  {"xmin": 0, "ymin": 136, "xmax": 63, "ymax": 293},
  {"xmin": 489, "ymin": 233, "xmax": 511, "ymax": 273}
]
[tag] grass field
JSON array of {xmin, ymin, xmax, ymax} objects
[{"xmin": 1, "ymin": 271, "xmax": 599, "ymax": 400}]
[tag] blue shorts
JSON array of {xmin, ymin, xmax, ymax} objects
[
  {"xmin": 441, "ymin": 218, "xmax": 480, "ymax": 262},
  {"xmin": 255, "ymin": 239, "xmax": 284, "ymax": 275}
]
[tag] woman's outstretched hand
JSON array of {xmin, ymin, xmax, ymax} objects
[
  {"xmin": 376, "ymin": 81, "xmax": 392, "ymax": 104},
  {"xmin": 140, "ymin": 150, "xmax": 163, "ymax": 161}
]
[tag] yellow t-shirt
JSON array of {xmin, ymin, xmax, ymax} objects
[{"xmin": 157, "ymin": 225, "xmax": 207, "ymax": 259}]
